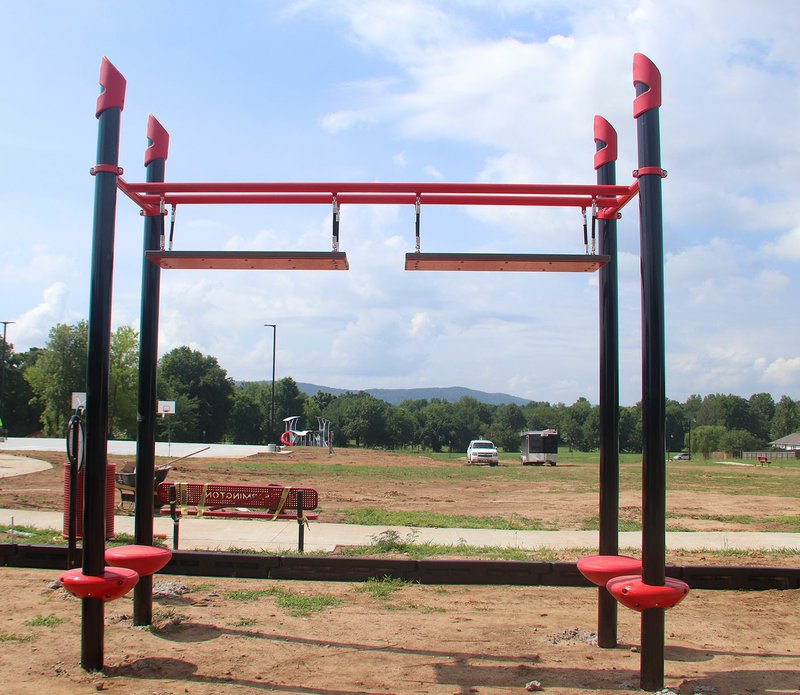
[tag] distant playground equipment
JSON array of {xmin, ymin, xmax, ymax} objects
[
  {"xmin": 281, "ymin": 415, "xmax": 333, "ymax": 450},
  {"xmin": 520, "ymin": 429, "xmax": 559, "ymax": 466}
]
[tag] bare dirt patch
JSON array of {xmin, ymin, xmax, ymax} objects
[
  {"xmin": 1, "ymin": 449, "xmax": 799, "ymax": 692},
  {"xmin": 1, "ymin": 568, "xmax": 798, "ymax": 694}
]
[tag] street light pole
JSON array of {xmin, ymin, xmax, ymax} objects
[
  {"xmin": 0, "ymin": 321, "xmax": 15, "ymax": 430},
  {"xmin": 264, "ymin": 324, "xmax": 276, "ymax": 445}
]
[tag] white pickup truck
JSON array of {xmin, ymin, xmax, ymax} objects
[{"xmin": 466, "ymin": 439, "xmax": 499, "ymax": 466}]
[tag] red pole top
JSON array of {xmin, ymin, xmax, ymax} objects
[
  {"xmin": 144, "ymin": 115, "xmax": 170, "ymax": 166},
  {"xmin": 96, "ymin": 57, "xmax": 126, "ymax": 118},
  {"xmin": 632, "ymin": 53, "xmax": 661, "ymax": 118},
  {"xmin": 593, "ymin": 115, "xmax": 617, "ymax": 170}
]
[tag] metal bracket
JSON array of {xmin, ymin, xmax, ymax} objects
[
  {"xmin": 632, "ymin": 167, "xmax": 667, "ymax": 178},
  {"xmin": 90, "ymin": 164, "xmax": 123, "ymax": 176}
]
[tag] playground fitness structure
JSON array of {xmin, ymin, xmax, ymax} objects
[{"xmin": 70, "ymin": 52, "xmax": 677, "ymax": 689}]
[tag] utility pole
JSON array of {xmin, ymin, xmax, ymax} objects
[
  {"xmin": 0, "ymin": 321, "xmax": 15, "ymax": 430},
  {"xmin": 264, "ymin": 324, "xmax": 277, "ymax": 446}
]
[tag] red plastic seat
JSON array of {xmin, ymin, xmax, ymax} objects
[
  {"xmin": 104, "ymin": 545, "xmax": 172, "ymax": 576},
  {"xmin": 606, "ymin": 575, "xmax": 689, "ymax": 612},
  {"xmin": 59, "ymin": 567, "xmax": 139, "ymax": 602},
  {"xmin": 577, "ymin": 555, "xmax": 642, "ymax": 587}
]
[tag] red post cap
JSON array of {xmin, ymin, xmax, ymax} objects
[
  {"xmin": 633, "ymin": 53, "xmax": 661, "ymax": 118},
  {"xmin": 145, "ymin": 115, "xmax": 170, "ymax": 166},
  {"xmin": 96, "ymin": 57, "xmax": 127, "ymax": 118},
  {"xmin": 593, "ymin": 116, "xmax": 618, "ymax": 170}
]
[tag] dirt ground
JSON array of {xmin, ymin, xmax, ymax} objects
[
  {"xmin": 1, "ymin": 449, "xmax": 799, "ymax": 694},
  {"xmin": 1, "ymin": 568, "xmax": 799, "ymax": 695}
]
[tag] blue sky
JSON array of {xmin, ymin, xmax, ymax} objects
[{"xmin": 1, "ymin": 1, "xmax": 799, "ymax": 406}]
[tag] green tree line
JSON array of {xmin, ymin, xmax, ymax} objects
[{"xmin": 1, "ymin": 321, "xmax": 799, "ymax": 455}]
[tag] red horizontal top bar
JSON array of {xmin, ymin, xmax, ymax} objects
[
  {"xmin": 140, "ymin": 192, "xmax": 620, "ymax": 208},
  {"xmin": 125, "ymin": 181, "xmax": 631, "ymax": 196}
]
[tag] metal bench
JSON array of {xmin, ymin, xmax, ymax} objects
[
  {"xmin": 757, "ymin": 456, "xmax": 770, "ymax": 466},
  {"xmin": 155, "ymin": 482, "xmax": 319, "ymax": 551}
]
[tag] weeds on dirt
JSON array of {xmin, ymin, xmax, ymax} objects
[
  {"xmin": 337, "ymin": 530, "xmax": 578, "ymax": 562},
  {"xmin": 228, "ymin": 617, "xmax": 258, "ymax": 628},
  {"xmin": 0, "ymin": 524, "xmax": 63, "ymax": 545},
  {"xmin": 0, "ymin": 631, "xmax": 33, "ymax": 643},
  {"xmin": 270, "ymin": 588, "xmax": 342, "ymax": 616},
  {"xmin": 356, "ymin": 576, "xmax": 415, "ymax": 600},
  {"xmin": 148, "ymin": 607, "xmax": 186, "ymax": 631},
  {"xmin": 578, "ymin": 516, "xmax": 642, "ymax": 532},
  {"xmin": 0, "ymin": 525, "xmax": 168, "ymax": 548},
  {"xmin": 23, "ymin": 614, "xmax": 67, "ymax": 628},
  {"xmin": 224, "ymin": 586, "xmax": 341, "ymax": 616},
  {"xmin": 226, "ymin": 589, "xmax": 272, "ymax": 601},
  {"xmin": 344, "ymin": 507, "xmax": 553, "ymax": 530}
]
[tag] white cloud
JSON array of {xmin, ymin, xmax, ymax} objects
[
  {"xmin": 761, "ymin": 357, "xmax": 800, "ymax": 386},
  {"xmin": 320, "ymin": 110, "xmax": 376, "ymax": 133},
  {"xmin": 762, "ymin": 226, "xmax": 800, "ymax": 261},
  {"xmin": 423, "ymin": 165, "xmax": 444, "ymax": 180},
  {"xmin": 409, "ymin": 311, "xmax": 434, "ymax": 340},
  {"xmin": 12, "ymin": 283, "xmax": 82, "ymax": 347}
]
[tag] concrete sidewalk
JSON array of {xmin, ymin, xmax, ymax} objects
[
  {"xmin": 2, "ymin": 507, "xmax": 800, "ymax": 554},
  {"xmin": 0, "ymin": 438, "xmax": 275, "ymax": 459}
]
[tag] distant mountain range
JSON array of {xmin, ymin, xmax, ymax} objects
[{"xmin": 295, "ymin": 382, "xmax": 529, "ymax": 406}]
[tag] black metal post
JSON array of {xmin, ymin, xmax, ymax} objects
[
  {"xmin": 595, "ymin": 115, "xmax": 620, "ymax": 649},
  {"xmin": 297, "ymin": 491, "xmax": 305, "ymax": 553},
  {"xmin": 66, "ymin": 414, "xmax": 84, "ymax": 569},
  {"xmin": 264, "ymin": 324, "xmax": 276, "ymax": 444},
  {"xmin": 633, "ymin": 53, "xmax": 666, "ymax": 691},
  {"xmin": 133, "ymin": 116, "xmax": 169, "ymax": 626},
  {"xmin": 82, "ymin": 57, "xmax": 126, "ymax": 671}
]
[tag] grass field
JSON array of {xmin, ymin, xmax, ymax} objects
[
  {"xmin": 204, "ymin": 449, "xmax": 800, "ymax": 498},
  {"xmin": 2, "ymin": 445, "xmax": 799, "ymax": 536}
]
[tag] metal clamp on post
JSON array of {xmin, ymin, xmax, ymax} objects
[
  {"xmin": 90, "ymin": 164, "xmax": 124, "ymax": 176},
  {"xmin": 632, "ymin": 166, "xmax": 667, "ymax": 178}
]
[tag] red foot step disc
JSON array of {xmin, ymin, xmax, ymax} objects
[
  {"xmin": 606, "ymin": 575, "xmax": 689, "ymax": 611},
  {"xmin": 577, "ymin": 555, "xmax": 642, "ymax": 587},
  {"xmin": 105, "ymin": 545, "xmax": 172, "ymax": 576},
  {"xmin": 59, "ymin": 567, "xmax": 139, "ymax": 602}
]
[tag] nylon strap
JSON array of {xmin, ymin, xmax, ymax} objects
[
  {"xmin": 197, "ymin": 483, "xmax": 209, "ymax": 518},
  {"xmin": 271, "ymin": 487, "xmax": 291, "ymax": 521},
  {"xmin": 176, "ymin": 482, "xmax": 189, "ymax": 517}
]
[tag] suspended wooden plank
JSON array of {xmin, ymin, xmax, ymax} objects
[
  {"xmin": 404, "ymin": 252, "xmax": 610, "ymax": 272},
  {"xmin": 146, "ymin": 250, "xmax": 349, "ymax": 270}
]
